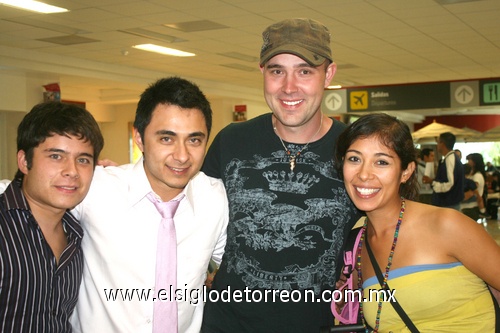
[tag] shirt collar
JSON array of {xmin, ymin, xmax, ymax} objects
[
  {"xmin": 63, "ymin": 210, "xmax": 84, "ymax": 239},
  {"xmin": 128, "ymin": 157, "xmax": 154, "ymax": 207},
  {"xmin": 3, "ymin": 179, "xmax": 83, "ymax": 239},
  {"xmin": 443, "ymin": 151, "xmax": 456, "ymax": 159},
  {"xmin": 128, "ymin": 157, "xmax": 195, "ymax": 213},
  {"xmin": 180, "ymin": 172, "xmax": 198, "ymax": 213},
  {"xmin": 3, "ymin": 178, "xmax": 29, "ymax": 211}
]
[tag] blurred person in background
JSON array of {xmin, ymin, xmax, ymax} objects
[
  {"xmin": 462, "ymin": 153, "xmax": 487, "ymax": 221},
  {"xmin": 423, "ymin": 132, "xmax": 464, "ymax": 210},
  {"xmin": 416, "ymin": 148, "xmax": 434, "ymax": 204}
]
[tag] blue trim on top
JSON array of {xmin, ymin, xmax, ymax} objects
[{"xmin": 363, "ymin": 262, "xmax": 462, "ymax": 288}]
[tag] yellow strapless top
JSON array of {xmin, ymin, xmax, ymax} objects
[{"xmin": 362, "ymin": 263, "xmax": 495, "ymax": 332}]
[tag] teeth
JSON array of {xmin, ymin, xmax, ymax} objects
[
  {"xmin": 283, "ymin": 100, "xmax": 302, "ymax": 106},
  {"xmin": 356, "ymin": 187, "xmax": 379, "ymax": 195},
  {"xmin": 61, "ymin": 187, "xmax": 76, "ymax": 190}
]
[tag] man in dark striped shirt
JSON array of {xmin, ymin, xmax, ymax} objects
[{"xmin": 0, "ymin": 102, "xmax": 104, "ymax": 333}]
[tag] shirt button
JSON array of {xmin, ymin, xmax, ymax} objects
[{"xmin": 146, "ymin": 318, "xmax": 151, "ymax": 324}]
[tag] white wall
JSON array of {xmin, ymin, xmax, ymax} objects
[{"xmin": 0, "ymin": 71, "xmax": 271, "ymax": 179}]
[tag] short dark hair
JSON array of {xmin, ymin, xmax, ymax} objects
[
  {"xmin": 439, "ymin": 132, "xmax": 456, "ymax": 150},
  {"xmin": 335, "ymin": 113, "xmax": 419, "ymax": 200},
  {"xmin": 15, "ymin": 101, "xmax": 104, "ymax": 180},
  {"xmin": 420, "ymin": 148, "xmax": 433, "ymax": 160},
  {"xmin": 133, "ymin": 77, "xmax": 212, "ymax": 141}
]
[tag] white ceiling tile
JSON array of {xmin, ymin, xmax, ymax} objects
[{"xmin": 0, "ymin": 0, "xmax": 498, "ymax": 116}]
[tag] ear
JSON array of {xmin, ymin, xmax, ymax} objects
[
  {"xmin": 133, "ymin": 127, "xmax": 145, "ymax": 153},
  {"xmin": 324, "ymin": 62, "xmax": 337, "ymax": 88},
  {"xmin": 17, "ymin": 150, "xmax": 29, "ymax": 175},
  {"xmin": 401, "ymin": 161, "xmax": 416, "ymax": 183}
]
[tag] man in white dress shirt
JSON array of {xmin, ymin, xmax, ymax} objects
[{"xmin": 69, "ymin": 77, "xmax": 229, "ymax": 332}]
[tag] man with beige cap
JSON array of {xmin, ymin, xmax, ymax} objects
[{"xmin": 201, "ymin": 18, "xmax": 360, "ymax": 332}]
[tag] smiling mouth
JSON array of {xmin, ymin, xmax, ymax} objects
[
  {"xmin": 57, "ymin": 186, "xmax": 78, "ymax": 191},
  {"xmin": 355, "ymin": 187, "xmax": 380, "ymax": 195},
  {"xmin": 282, "ymin": 100, "xmax": 303, "ymax": 106},
  {"xmin": 169, "ymin": 166, "xmax": 188, "ymax": 173}
]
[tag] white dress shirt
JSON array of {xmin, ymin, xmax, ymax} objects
[
  {"xmin": 461, "ymin": 172, "xmax": 485, "ymax": 210},
  {"xmin": 69, "ymin": 158, "xmax": 228, "ymax": 333}
]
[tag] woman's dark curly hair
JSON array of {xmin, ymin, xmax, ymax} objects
[{"xmin": 335, "ymin": 113, "xmax": 419, "ymax": 200}]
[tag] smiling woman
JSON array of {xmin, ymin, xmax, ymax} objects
[{"xmin": 334, "ymin": 113, "xmax": 500, "ymax": 333}]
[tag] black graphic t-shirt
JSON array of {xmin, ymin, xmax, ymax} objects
[{"xmin": 202, "ymin": 113, "xmax": 360, "ymax": 332}]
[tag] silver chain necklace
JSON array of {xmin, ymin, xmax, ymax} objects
[{"xmin": 273, "ymin": 114, "xmax": 323, "ymax": 172}]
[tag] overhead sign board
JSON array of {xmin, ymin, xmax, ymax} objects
[
  {"xmin": 347, "ymin": 82, "xmax": 450, "ymax": 112},
  {"xmin": 450, "ymin": 81, "xmax": 479, "ymax": 108},
  {"xmin": 322, "ymin": 89, "xmax": 347, "ymax": 114},
  {"xmin": 480, "ymin": 79, "xmax": 500, "ymax": 105},
  {"xmin": 322, "ymin": 78, "xmax": 500, "ymax": 113}
]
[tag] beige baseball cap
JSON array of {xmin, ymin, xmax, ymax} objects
[{"xmin": 260, "ymin": 18, "xmax": 333, "ymax": 66}]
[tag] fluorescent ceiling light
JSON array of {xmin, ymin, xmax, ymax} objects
[
  {"xmin": 327, "ymin": 85, "xmax": 342, "ymax": 89},
  {"xmin": 133, "ymin": 44, "xmax": 195, "ymax": 57},
  {"xmin": 0, "ymin": 0, "xmax": 68, "ymax": 13}
]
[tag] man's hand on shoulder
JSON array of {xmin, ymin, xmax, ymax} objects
[{"xmin": 98, "ymin": 159, "xmax": 119, "ymax": 167}]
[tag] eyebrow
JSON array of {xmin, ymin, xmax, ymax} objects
[
  {"xmin": 265, "ymin": 62, "xmax": 314, "ymax": 70},
  {"xmin": 346, "ymin": 149, "xmax": 395, "ymax": 159},
  {"xmin": 44, "ymin": 147, "xmax": 94, "ymax": 159},
  {"xmin": 156, "ymin": 130, "xmax": 206, "ymax": 138}
]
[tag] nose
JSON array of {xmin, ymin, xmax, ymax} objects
[
  {"xmin": 63, "ymin": 160, "xmax": 80, "ymax": 178},
  {"xmin": 172, "ymin": 142, "xmax": 189, "ymax": 164},
  {"xmin": 357, "ymin": 162, "xmax": 372, "ymax": 182},
  {"xmin": 282, "ymin": 75, "xmax": 298, "ymax": 94}
]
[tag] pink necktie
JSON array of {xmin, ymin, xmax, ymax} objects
[{"xmin": 147, "ymin": 192, "xmax": 182, "ymax": 333}]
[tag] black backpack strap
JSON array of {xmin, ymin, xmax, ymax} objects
[
  {"xmin": 489, "ymin": 287, "xmax": 500, "ymax": 333},
  {"xmin": 365, "ymin": 237, "xmax": 420, "ymax": 333}
]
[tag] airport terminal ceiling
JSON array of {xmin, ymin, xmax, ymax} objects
[{"xmin": 0, "ymin": 0, "xmax": 500, "ymax": 119}]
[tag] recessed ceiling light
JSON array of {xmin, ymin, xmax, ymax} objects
[
  {"xmin": 132, "ymin": 44, "xmax": 195, "ymax": 57},
  {"xmin": 0, "ymin": 0, "xmax": 68, "ymax": 14},
  {"xmin": 164, "ymin": 20, "xmax": 228, "ymax": 32}
]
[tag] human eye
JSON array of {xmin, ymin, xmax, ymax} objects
[
  {"xmin": 49, "ymin": 153, "xmax": 62, "ymax": 160},
  {"xmin": 188, "ymin": 137, "xmax": 203, "ymax": 146},
  {"xmin": 77, "ymin": 157, "xmax": 93, "ymax": 165},
  {"xmin": 299, "ymin": 68, "xmax": 312, "ymax": 75},
  {"xmin": 345, "ymin": 154, "xmax": 360, "ymax": 163},
  {"xmin": 375, "ymin": 159, "xmax": 390, "ymax": 166},
  {"xmin": 160, "ymin": 136, "xmax": 173, "ymax": 144}
]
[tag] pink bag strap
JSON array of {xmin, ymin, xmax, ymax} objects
[{"xmin": 331, "ymin": 228, "xmax": 363, "ymax": 325}]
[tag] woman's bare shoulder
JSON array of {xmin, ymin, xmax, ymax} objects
[{"xmin": 405, "ymin": 200, "xmax": 474, "ymax": 234}]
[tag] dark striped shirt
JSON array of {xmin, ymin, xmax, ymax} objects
[{"xmin": 0, "ymin": 180, "xmax": 83, "ymax": 333}]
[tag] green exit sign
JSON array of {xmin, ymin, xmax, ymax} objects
[{"xmin": 483, "ymin": 82, "xmax": 500, "ymax": 103}]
